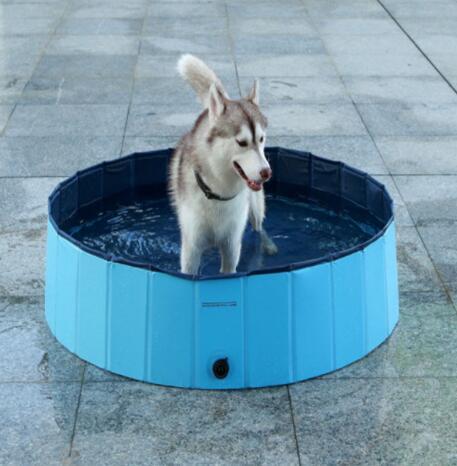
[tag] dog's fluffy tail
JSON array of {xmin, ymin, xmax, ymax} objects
[{"xmin": 177, "ymin": 54, "xmax": 227, "ymax": 106}]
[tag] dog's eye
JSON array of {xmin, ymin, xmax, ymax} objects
[
  {"xmin": 237, "ymin": 140, "xmax": 248, "ymax": 147},
  {"xmin": 259, "ymin": 136, "xmax": 264, "ymax": 143}
]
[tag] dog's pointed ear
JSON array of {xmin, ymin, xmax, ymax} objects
[
  {"xmin": 208, "ymin": 83, "xmax": 225, "ymax": 123},
  {"xmin": 247, "ymin": 79, "xmax": 259, "ymax": 105}
]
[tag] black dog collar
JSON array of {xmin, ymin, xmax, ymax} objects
[{"xmin": 194, "ymin": 171, "xmax": 237, "ymax": 201}]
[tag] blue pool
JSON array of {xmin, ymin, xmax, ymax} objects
[{"xmin": 45, "ymin": 147, "xmax": 399, "ymax": 389}]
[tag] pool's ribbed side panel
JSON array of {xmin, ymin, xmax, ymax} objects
[
  {"xmin": 332, "ymin": 251, "xmax": 366, "ymax": 369},
  {"xmin": 77, "ymin": 251, "xmax": 108, "ymax": 368},
  {"xmin": 109, "ymin": 263, "xmax": 149, "ymax": 380},
  {"xmin": 45, "ymin": 222, "xmax": 58, "ymax": 334},
  {"xmin": 45, "ymin": 220, "xmax": 399, "ymax": 390},
  {"xmin": 364, "ymin": 235, "xmax": 389, "ymax": 353},
  {"xmin": 292, "ymin": 263, "xmax": 335, "ymax": 381},
  {"xmin": 55, "ymin": 236, "xmax": 79, "ymax": 353},
  {"xmin": 148, "ymin": 273, "xmax": 194, "ymax": 387},
  {"xmin": 195, "ymin": 278, "xmax": 245, "ymax": 389},
  {"xmin": 244, "ymin": 273, "xmax": 293, "ymax": 388},
  {"xmin": 385, "ymin": 223, "xmax": 400, "ymax": 333}
]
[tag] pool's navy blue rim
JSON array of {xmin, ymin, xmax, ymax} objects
[{"xmin": 48, "ymin": 147, "xmax": 394, "ymax": 281}]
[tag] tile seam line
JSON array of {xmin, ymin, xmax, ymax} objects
[
  {"xmin": 287, "ymin": 385, "xmax": 303, "ymax": 466},
  {"xmin": 68, "ymin": 364, "xmax": 86, "ymax": 458},
  {"xmin": 0, "ymin": 0, "xmax": 73, "ymax": 137},
  {"xmin": 376, "ymin": 0, "xmax": 457, "ymax": 96},
  {"xmin": 223, "ymin": 2, "xmax": 242, "ymax": 97},
  {"xmin": 119, "ymin": 2, "xmax": 151, "ymax": 157}
]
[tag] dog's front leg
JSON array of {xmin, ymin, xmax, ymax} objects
[
  {"xmin": 180, "ymin": 237, "xmax": 203, "ymax": 275},
  {"xmin": 219, "ymin": 238, "xmax": 242, "ymax": 274},
  {"xmin": 249, "ymin": 189, "xmax": 278, "ymax": 256}
]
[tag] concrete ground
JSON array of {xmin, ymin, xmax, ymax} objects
[{"xmin": 1, "ymin": 0, "xmax": 457, "ymax": 464}]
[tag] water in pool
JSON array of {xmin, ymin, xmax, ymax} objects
[{"xmin": 63, "ymin": 196, "xmax": 382, "ymax": 275}]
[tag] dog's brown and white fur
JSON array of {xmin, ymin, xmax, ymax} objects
[{"xmin": 169, "ymin": 54, "xmax": 277, "ymax": 275}]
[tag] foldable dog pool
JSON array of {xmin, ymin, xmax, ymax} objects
[{"xmin": 45, "ymin": 147, "xmax": 398, "ymax": 389}]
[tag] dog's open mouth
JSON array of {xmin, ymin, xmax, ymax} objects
[{"xmin": 233, "ymin": 162, "xmax": 262, "ymax": 192}]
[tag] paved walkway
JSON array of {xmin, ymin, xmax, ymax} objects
[{"xmin": 1, "ymin": 0, "xmax": 457, "ymax": 464}]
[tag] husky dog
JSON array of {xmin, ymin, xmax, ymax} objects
[{"xmin": 169, "ymin": 54, "xmax": 277, "ymax": 275}]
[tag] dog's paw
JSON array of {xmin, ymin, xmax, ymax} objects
[{"xmin": 262, "ymin": 238, "xmax": 278, "ymax": 256}]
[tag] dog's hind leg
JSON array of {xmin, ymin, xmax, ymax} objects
[{"xmin": 249, "ymin": 189, "xmax": 278, "ymax": 256}]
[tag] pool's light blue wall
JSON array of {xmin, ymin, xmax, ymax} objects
[{"xmin": 45, "ymin": 221, "xmax": 399, "ymax": 389}]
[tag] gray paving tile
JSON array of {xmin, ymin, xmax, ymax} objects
[
  {"xmin": 343, "ymin": 76, "xmax": 457, "ymax": 105},
  {"xmin": 313, "ymin": 17, "xmax": 400, "ymax": 35},
  {"xmin": 373, "ymin": 175, "xmax": 414, "ymax": 227},
  {"xmin": 0, "ymin": 3, "xmax": 66, "ymax": 18},
  {"xmin": 0, "ymin": 297, "xmax": 85, "ymax": 382},
  {"xmin": 148, "ymin": 2, "xmax": 226, "ymax": 18},
  {"xmin": 66, "ymin": 4, "xmax": 147, "ymax": 20},
  {"xmin": 140, "ymin": 34, "xmax": 230, "ymax": 55},
  {"xmin": 239, "ymin": 76, "xmax": 350, "ymax": 105},
  {"xmin": 136, "ymin": 54, "xmax": 236, "ymax": 79},
  {"xmin": 33, "ymin": 54, "xmax": 137, "ymax": 78},
  {"xmin": 0, "ymin": 228, "xmax": 48, "ymax": 297},
  {"xmin": 394, "ymin": 175, "xmax": 457, "ymax": 225},
  {"xmin": 72, "ymin": 382, "xmax": 299, "ymax": 466},
  {"xmin": 332, "ymin": 52, "xmax": 436, "ymax": 77},
  {"xmin": 264, "ymin": 103, "xmax": 366, "ymax": 136},
  {"xmin": 235, "ymin": 54, "xmax": 338, "ymax": 77},
  {"xmin": 83, "ymin": 364, "xmax": 131, "ymax": 383},
  {"xmin": 234, "ymin": 35, "xmax": 325, "ymax": 56},
  {"xmin": 55, "ymin": 18, "xmax": 144, "ymax": 35},
  {"xmin": 4, "ymin": 104, "xmax": 128, "ymax": 136},
  {"xmin": 125, "ymin": 104, "xmax": 197, "ymax": 137},
  {"xmin": 414, "ymin": 34, "xmax": 457, "ymax": 57},
  {"xmin": 228, "ymin": 2, "xmax": 307, "ymax": 18},
  {"xmin": 0, "ymin": 382, "xmax": 80, "ymax": 466},
  {"xmin": 357, "ymin": 103, "xmax": 457, "ymax": 136},
  {"xmin": 382, "ymin": 0, "xmax": 457, "ymax": 18},
  {"xmin": 418, "ymin": 223, "xmax": 457, "ymax": 285},
  {"xmin": 305, "ymin": 0, "xmax": 388, "ymax": 19},
  {"xmin": 290, "ymin": 378, "xmax": 457, "ymax": 466},
  {"xmin": 0, "ymin": 76, "xmax": 28, "ymax": 104},
  {"xmin": 132, "ymin": 77, "xmax": 196, "ymax": 105},
  {"xmin": 323, "ymin": 291, "xmax": 457, "ymax": 379},
  {"xmin": 0, "ymin": 17, "xmax": 57, "ymax": 35},
  {"xmin": 230, "ymin": 17, "xmax": 317, "ymax": 36},
  {"xmin": 0, "ymin": 36, "xmax": 50, "ymax": 56},
  {"xmin": 121, "ymin": 136, "xmax": 178, "ymax": 154},
  {"xmin": 397, "ymin": 17, "xmax": 457, "ymax": 36},
  {"xmin": 132, "ymin": 76, "xmax": 239, "ymax": 105},
  {"xmin": 20, "ymin": 77, "xmax": 133, "ymax": 105},
  {"xmin": 0, "ymin": 52, "xmax": 40, "ymax": 79},
  {"xmin": 268, "ymin": 135, "xmax": 388, "ymax": 174},
  {"xmin": 0, "ymin": 105, "xmax": 14, "ymax": 133},
  {"xmin": 323, "ymin": 32, "xmax": 416, "ymax": 56},
  {"xmin": 0, "ymin": 177, "xmax": 62, "ymax": 296},
  {"xmin": 143, "ymin": 16, "xmax": 228, "ymax": 36},
  {"xmin": 0, "ymin": 177, "xmax": 57, "ymax": 232},
  {"xmin": 395, "ymin": 226, "xmax": 442, "ymax": 292},
  {"xmin": 46, "ymin": 35, "xmax": 140, "ymax": 55},
  {"xmin": 0, "ymin": 136, "xmax": 122, "ymax": 177},
  {"xmin": 375, "ymin": 136, "xmax": 457, "ymax": 175},
  {"xmin": 424, "ymin": 53, "xmax": 457, "ymax": 78}
]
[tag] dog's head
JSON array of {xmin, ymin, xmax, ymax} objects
[{"xmin": 205, "ymin": 81, "xmax": 271, "ymax": 192}]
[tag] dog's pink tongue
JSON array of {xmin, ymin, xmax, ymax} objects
[{"xmin": 248, "ymin": 180, "xmax": 262, "ymax": 191}]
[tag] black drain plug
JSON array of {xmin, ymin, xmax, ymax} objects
[{"xmin": 213, "ymin": 358, "xmax": 229, "ymax": 379}]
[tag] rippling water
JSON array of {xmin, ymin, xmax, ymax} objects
[{"xmin": 63, "ymin": 196, "xmax": 382, "ymax": 275}]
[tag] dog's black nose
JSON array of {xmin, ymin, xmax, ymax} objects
[{"xmin": 260, "ymin": 168, "xmax": 272, "ymax": 181}]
